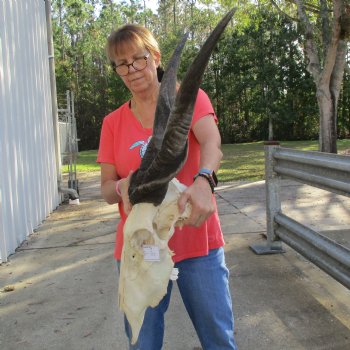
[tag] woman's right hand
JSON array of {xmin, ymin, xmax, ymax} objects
[
  {"xmin": 101, "ymin": 164, "xmax": 133, "ymax": 215},
  {"xmin": 118, "ymin": 171, "xmax": 133, "ymax": 215}
]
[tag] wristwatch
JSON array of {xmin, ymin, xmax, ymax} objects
[{"xmin": 193, "ymin": 168, "xmax": 218, "ymax": 193}]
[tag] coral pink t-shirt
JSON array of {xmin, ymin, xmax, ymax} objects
[{"xmin": 97, "ymin": 89, "xmax": 224, "ymax": 263}]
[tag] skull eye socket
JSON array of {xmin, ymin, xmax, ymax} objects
[{"xmin": 130, "ymin": 230, "xmax": 155, "ymax": 252}]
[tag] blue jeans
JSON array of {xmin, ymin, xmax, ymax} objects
[{"xmin": 119, "ymin": 247, "xmax": 238, "ymax": 350}]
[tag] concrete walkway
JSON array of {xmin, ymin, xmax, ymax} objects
[{"xmin": 1, "ymin": 173, "xmax": 350, "ymax": 350}]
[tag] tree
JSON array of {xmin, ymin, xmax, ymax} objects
[
  {"xmin": 274, "ymin": 0, "xmax": 350, "ymax": 153},
  {"xmin": 51, "ymin": 0, "xmax": 349, "ymax": 150},
  {"xmin": 202, "ymin": 5, "xmax": 318, "ymax": 144}
]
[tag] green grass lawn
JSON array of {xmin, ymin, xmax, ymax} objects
[
  {"xmin": 62, "ymin": 150, "xmax": 101, "ymax": 173},
  {"xmin": 64, "ymin": 139, "xmax": 350, "ymax": 182},
  {"xmin": 220, "ymin": 139, "xmax": 350, "ymax": 182}
]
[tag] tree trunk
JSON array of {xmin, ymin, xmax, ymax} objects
[
  {"xmin": 317, "ymin": 85, "xmax": 337, "ymax": 152},
  {"xmin": 268, "ymin": 115, "xmax": 274, "ymax": 141},
  {"xmin": 294, "ymin": 0, "xmax": 349, "ymax": 153}
]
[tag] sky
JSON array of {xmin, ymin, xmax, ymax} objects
[
  {"xmin": 146, "ymin": 0, "xmax": 158, "ymax": 13},
  {"xmin": 113, "ymin": 0, "xmax": 159, "ymax": 14}
]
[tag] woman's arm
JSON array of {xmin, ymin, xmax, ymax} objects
[
  {"xmin": 178, "ymin": 115, "xmax": 223, "ymax": 227},
  {"xmin": 100, "ymin": 163, "xmax": 119, "ymax": 204},
  {"xmin": 100, "ymin": 163, "xmax": 132, "ymax": 213}
]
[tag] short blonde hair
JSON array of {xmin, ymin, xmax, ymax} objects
[{"xmin": 107, "ymin": 24, "xmax": 161, "ymax": 64}]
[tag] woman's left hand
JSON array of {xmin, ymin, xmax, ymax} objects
[{"xmin": 178, "ymin": 176, "xmax": 215, "ymax": 227}]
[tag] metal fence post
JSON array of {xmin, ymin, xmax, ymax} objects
[{"xmin": 250, "ymin": 142, "xmax": 285, "ymax": 254}]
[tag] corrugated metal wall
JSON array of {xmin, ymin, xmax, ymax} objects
[{"xmin": 0, "ymin": 0, "xmax": 60, "ymax": 262}]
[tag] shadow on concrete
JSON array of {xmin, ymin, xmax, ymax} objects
[{"xmin": 0, "ymin": 174, "xmax": 349, "ymax": 350}]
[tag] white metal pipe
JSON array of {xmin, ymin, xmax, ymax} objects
[
  {"xmin": 45, "ymin": 0, "xmax": 62, "ymax": 189},
  {"xmin": 58, "ymin": 185, "xmax": 79, "ymax": 200}
]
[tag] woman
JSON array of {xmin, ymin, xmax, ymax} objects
[{"xmin": 97, "ymin": 24, "xmax": 237, "ymax": 350}]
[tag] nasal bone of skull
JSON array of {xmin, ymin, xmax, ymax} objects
[
  {"xmin": 125, "ymin": 179, "xmax": 191, "ymax": 247},
  {"xmin": 119, "ymin": 178, "xmax": 191, "ymax": 344}
]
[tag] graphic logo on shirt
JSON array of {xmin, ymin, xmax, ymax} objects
[{"xmin": 129, "ymin": 136, "xmax": 152, "ymax": 158}]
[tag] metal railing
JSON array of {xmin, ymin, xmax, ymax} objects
[
  {"xmin": 58, "ymin": 90, "xmax": 79, "ymax": 196},
  {"xmin": 250, "ymin": 144, "xmax": 350, "ymax": 289}
]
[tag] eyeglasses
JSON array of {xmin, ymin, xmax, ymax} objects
[{"xmin": 114, "ymin": 52, "xmax": 150, "ymax": 76}]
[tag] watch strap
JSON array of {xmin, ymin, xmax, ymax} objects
[{"xmin": 193, "ymin": 169, "xmax": 218, "ymax": 193}]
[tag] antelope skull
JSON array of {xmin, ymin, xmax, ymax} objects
[{"xmin": 118, "ymin": 9, "xmax": 236, "ymax": 344}]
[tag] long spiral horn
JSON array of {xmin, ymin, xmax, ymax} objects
[{"xmin": 129, "ymin": 9, "xmax": 236, "ymax": 205}]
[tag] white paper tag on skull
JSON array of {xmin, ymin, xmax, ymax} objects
[{"xmin": 143, "ymin": 245, "xmax": 160, "ymax": 262}]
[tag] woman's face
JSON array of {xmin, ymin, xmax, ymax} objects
[{"xmin": 114, "ymin": 43, "xmax": 160, "ymax": 95}]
